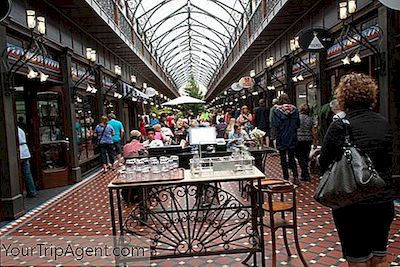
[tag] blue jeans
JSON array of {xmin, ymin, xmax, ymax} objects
[{"xmin": 21, "ymin": 159, "xmax": 37, "ymax": 197}]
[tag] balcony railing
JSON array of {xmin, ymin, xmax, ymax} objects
[
  {"xmin": 89, "ymin": 0, "xmax": 175, "ymax": 91},
  {"xmin": 208, "ymin": 0, "xmax": 283, "ymax": 94}
]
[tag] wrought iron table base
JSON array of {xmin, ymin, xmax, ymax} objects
[{"xmin": 109, "ymin": 179, "xmax": 266, "ymax": 267}]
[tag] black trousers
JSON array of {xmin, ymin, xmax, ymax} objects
[
  {"xmin": 99, "ymin": 144, "xmax": 115, "ymax": 165},
  {"xmin": 295, "ymin": 141, "xmax": 312, "ymax": 180},
  {"xmin": 332, "ymin": 201, "xmax": 395, "ymax": 262},
  {"xmin": 279, "ymin": 148, "xmax": 298, "ymax": 180}
]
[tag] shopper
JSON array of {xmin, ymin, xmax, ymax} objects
[
  {"xmin": 271, "ymin": 94, "xmax": 300, "ymax": 182},
  {"xmin": 108, "ymin": 113, "xmax": 124, "ymax": 166},
  {"xmin": 254, "ymin": 99, "xmax": 270, "ymax": 146},
  {"xmin": 227, "ymin": 124, "xmax": 250, "ymax": 149},
  {"xmin": 215, "ymin": 117, "xmax": 227, "ymax": 138},
  {"xmin": 224, "ymin": 118, "xmax": 236, "ymax": 139},
  {"xmin": 143, "ymin": 127, "xmax": 164, "ymax": 148},
  {"xmin": 18, "ymin": 127, "xmax": 37, "ymax": 198},
  {"xmin": 319, "ymin": 73, "xmax": 395, "ymax": 267},
  {"xmin": 138, "ymin": 116, "xmax": 146, "ymax": 137},
  {"xmin": 123, "ymin": 130, "xmax": 147, "ymax": 158},
  {"xmin": 94, "ymin": 116, "xmax": 115, "ymax": 173},
  {"xmin": 224, "ymin": 108, "xmax": 232, "ymax": 124},
  {"xmin": 237, "ymin": 105, "xmax": 253, "ymax": 134},
  {"xmin": 330, "ymin": 99, "xmax": 346, "ymax": 121},
  {"xmin": 149, "ymin": 113, "xmax": 159, "ymax": 126},
  {"xmin": 269, "ymin": 98, "xmax": 278, "ymax": 149},
  {"xmin": 153, "ymin": 124, "xmax": 166, "ymax": 142},
  {"xmin": 295, "ymin": 103, "xmax": 313, "ymax": 182}
]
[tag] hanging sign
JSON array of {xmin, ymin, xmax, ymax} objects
[
  {"xmin": 298, "ymin": 28, "xmax": 334, "ymax": 52},
  {"xmin": 231, "ymin": 82, "xmax": 243, "ymax": 92},
  {"xmin": 238, "ymin": 76, "xmax": 254, "ymax": 89},
  {"xmin": 0, "ymin": 0, "xmax": 11, "ymax": 22},
  {"xmin": 378, "ymin": 0, "xmax": 400, "ymax": 10}
]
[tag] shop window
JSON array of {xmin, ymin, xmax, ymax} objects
[
  {"xmin": 37, "ymin": 92, "xmax": 67, "ymax": 170},
  {"xmin": 75, "ymin": 94, "xmax": 98, "ymax": 163},
  {"xmin": 105, "ymin": 99, "xmax": 118, "ymax": 115},
  {"xmin": 295, "ymin": 84, "xmax": 307, "ymax": 107}
]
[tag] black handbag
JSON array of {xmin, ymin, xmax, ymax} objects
[{"xmin": 313, "ymin": 118, "xmax": 386, "ymax": 209}]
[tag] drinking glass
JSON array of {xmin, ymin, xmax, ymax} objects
[
  {"xmin": 135, "ymin": 160, "xmax": 144, "ymax": 179},
  {"xmin": 150, "ymin": 158, "xmax": 161, "ymax": 175},
  {"xmin": 160, "ymin": 158, "xmax": 170, "ymax": 178}
]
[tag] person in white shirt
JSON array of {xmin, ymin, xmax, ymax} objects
[
  {"xmin": 18, "ymin": 127, "xmax": 37, "ymax": 197},
  {"xmin": 142, "ymin": 128, "xmax": 164, "ymax": 148}
]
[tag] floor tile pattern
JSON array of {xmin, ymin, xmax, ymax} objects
[{"xmin": 1, "ymin": 153, "xmax": 399, "ymax": 266}]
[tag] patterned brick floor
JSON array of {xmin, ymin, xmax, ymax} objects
[{"xmin": 1, "ymin": 153, "xmax": 399, "ymax": 266}]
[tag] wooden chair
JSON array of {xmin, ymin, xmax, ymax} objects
[{"xmin": 260, "ymin": 181, "xmax": 308, "ymax": 267}]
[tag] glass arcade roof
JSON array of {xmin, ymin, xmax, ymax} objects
[{"xmin": 127, "ymin": 0, "xmax": 252, "ymax": 91}]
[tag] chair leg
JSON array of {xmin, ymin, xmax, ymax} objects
[
  {"xmin": 293, "ymin": 227, "xmax": 308, "ymax": 267},
  {"xmin": 270, "ymin": 229, "xmax": 277, "ymax": 267},
  {"xmin": 282, "ymin": 228, "xmax": 292, "ymax": 257}
]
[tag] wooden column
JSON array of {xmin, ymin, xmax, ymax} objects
[
  {"xmin": 0, "ymin": 25, "xmax": 25, "ymax": 220},
  {"xmin": 378, "ymin": 6, "xmax": 400, "ymax": 174},
  {"xmin": 96, "ymin": 66, "xmax": 105, "ymax": 117},
  {"xmin": 60, "ymin": 47, "xmax": 81, "ymax": 183},
  {"xmin": 284, "ymin": 56, "xmax": 294, "ymax": 100},
  {"xmin": 377, "ymin": 6, "xmax": 391, "ymax": 119},
  {"xmin": 317, "ymin": 51, "xmax": 328, "ymax": 105}
]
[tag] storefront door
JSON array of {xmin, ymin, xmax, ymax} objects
[{"xmin": 33, "ymin": 87, "xmax": 70, "ymax": 189}]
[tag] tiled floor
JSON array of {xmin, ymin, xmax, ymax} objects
[{"xmin": 1, "ymin": 154, "xmax": 399, "ymax": 266}]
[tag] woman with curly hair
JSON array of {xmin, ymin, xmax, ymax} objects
[{"xmin": 319, "ymin": 73, "xmax": 395, "ymax": 267}]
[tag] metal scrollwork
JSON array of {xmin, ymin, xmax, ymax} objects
[{"xmin": 122, "ymin": 184, "xmax": 259, "ymax": 259}]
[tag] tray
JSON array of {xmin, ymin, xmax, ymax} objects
[{"xmin": 112, "ymin": 168, "xmax": 185, "ymax": 185}]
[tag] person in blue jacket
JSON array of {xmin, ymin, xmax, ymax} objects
[{"xmin": 272, "ymin": 93, "xmax": 300, "ymax": 182}]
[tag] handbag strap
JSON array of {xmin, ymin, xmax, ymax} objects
[
  {"xmin": 338, "ymin": 118, "xmax": 352, "ymax": 147},
  {"xmin": 97, "ymin": 123, "xmax": 107, "ymax": 144}
]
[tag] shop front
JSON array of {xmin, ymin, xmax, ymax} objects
[
  {"xmin": 71, "ymin": 61, "xmax": 101, "ymax": 175},
  {"xmin": 8, "ymin": 40, "xmax": 72, "ymax": 190}
]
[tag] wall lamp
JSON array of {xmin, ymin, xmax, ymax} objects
[
  {"xmin": 265, "ymin": 57, "xmax": 274, "ymax": 68},
  {"xmin": 86, "ymin": 48, "xmax": 97, "ymax": 63},
  {"xmin": 292, "ymin": 73, "xmax": 304, "ymax": 82},
  {"xmin": 114, "ymin": 65, "xmax": 122, "ymax": 76},
  {"xmin": 71, "ymin": 47, "xmax": 97, "ymax": 98},
  {"xmin": 338, "ymin": 0, "xmax": 357, "ymax": 20},
  {"xmin": 337, "ymin": 0, "xmax": 383, "ymax": 73},
  {"xmin": 130, "ymin": 75, "xmax": 137, "ymax": 84},
  {"xmin": 249, "ymin": 69, "xmax": 256, "ymax": 78},
  {"xmin": 4, "ymin": 10, "xmax": 48, "ymax": 92},
  {"xmin": 289, "ymin": 37, "xmax": 300, "ymax": 52}
]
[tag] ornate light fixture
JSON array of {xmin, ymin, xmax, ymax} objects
[
  {"xmin": 290, "ymin": 37, "xmax": 300, "ymax": 52},
  {"xmin": 351, "ymin": 53, "xmax": 361, "ymax": 63},
  {"xmin": 339, "ymin": 0, "xmax": 357, "ymax": 20},
  {"xmin": 266, "ymin": 57, "xmax": 274, "ymax": 68},
  {"xmin": 130, "ymin": 75, "xmax": 137, "ymax": 84},
  {"xmin": 249, "ymin": 69, "xmax": 256, "ymax": 78},
  {"xmin": 114, "ymin": 65, "xmax": 122, "ymax": 76}
]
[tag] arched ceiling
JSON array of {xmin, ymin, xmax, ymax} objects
[{"xmin": 127, "ymin": 0, "xmax": 252, "ymax": 91}]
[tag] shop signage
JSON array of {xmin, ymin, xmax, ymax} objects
[
  {"xmin": 238, "ymin": 76, "xmax": 254, "ymax": 89},
  {"xmin": 298, "ymin": 28, "xmax": 334, "ymax": 52},
  {"xmin": 327, "ymin": 25, "xmax": 380, "ymax": 59},
  {"xmin": 7, "ymin": 43, "xmax": 61, "ymax": 73},
  {"xmin": 122, "ymin": 83, "xmax": 149, "ymax": 99},
  {"xmin": 378, "ymin": 0, "xmax": 400, "ymax": 10},
  {"xmin": 231, "ymin": 82, "xmax": 243, "ymax": 92}
]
